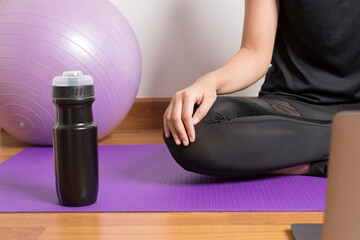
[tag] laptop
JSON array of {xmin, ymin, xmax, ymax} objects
[{"xmin": 291, "ymin": 111, "xmax": 360, "ymax": 240}]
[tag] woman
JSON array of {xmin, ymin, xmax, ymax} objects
[{"xmin": 162, "ymin": 0, "xmax": 360, "ymax": 178}]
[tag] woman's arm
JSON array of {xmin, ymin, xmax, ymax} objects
[
  {"xmin": 197, "ymin": 0, "xmax": 280, "ymax": 94},
  {"xmin": 164, "ymin": 0, "xmax": 280, "ymax": 146}
]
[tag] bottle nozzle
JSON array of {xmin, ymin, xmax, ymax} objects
[{"xmin": 52, "ymin": 71, "xmax": 94, "ymax": 86}]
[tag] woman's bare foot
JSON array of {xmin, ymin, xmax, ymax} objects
[{"xmin": 270, "ymin": 163, "xmax": 311, "ymax": 175}]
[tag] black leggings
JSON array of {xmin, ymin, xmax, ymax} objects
[{"xmin": 163, "ymin": 95, "xmax": 360, "ymax": 178}]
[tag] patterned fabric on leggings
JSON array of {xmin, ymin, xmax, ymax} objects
[{"xmin": 163, "ymin": 95, "xmax": 360, "ymax": 178}]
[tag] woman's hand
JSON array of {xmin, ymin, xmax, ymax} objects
[
  {"xmin": 163, "ymin": 75, "xmax": 217, "ymax": 146},
  {"xmin": 163, "ymin": 0, "xmax": 279, "ymax": 146}
]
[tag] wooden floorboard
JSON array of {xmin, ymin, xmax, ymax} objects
[
  {"xmin": 0, "ymin": 129, "xmax": 324, "ymax": 239},
  {"xmin": 0, "ymin": 227, "xmax": 45, "ymax": 240},
  {"xmin": 37, "ymin": 225, "xmax": 293, "ymax": 240},
  {"xmin": 116, "ymin": 98, "xmax": 170, "ymax": 130}
]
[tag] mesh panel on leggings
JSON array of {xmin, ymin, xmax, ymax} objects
[{"xmin": 263, "ymin": 98, "xmax": 301, "ymax": 117}]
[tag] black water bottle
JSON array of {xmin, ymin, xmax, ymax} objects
[{"xmin": 52, "ymin": 71, "xmax": 98, "ymax": 207}]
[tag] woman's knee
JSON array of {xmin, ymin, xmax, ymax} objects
[
  {"xmin": 163, "ymin": 125, "xmax": 220, "ymax": 175},
  {"xmin": 163, "ymin": 97, "xmax": 238, "ymax": 175}
]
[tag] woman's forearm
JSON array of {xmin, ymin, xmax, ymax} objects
[
  {"xmin": 196, "ymin": 47, "xmax": 271, "ymax": 95},
  {"xmin": 196, "ymin": 0, "xmax": 279, "ymax": 95}
]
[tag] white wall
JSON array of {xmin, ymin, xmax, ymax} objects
[{"xmin": 110, "ymin": 0, "xmax": 264, "ymax": 98}]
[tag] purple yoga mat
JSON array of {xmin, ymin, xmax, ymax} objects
[{"xmin": 0, "ymin": 145, "xmax": 327, "ymax": 212}]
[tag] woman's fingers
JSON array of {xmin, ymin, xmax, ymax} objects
[
  {"xmin": 164, "ymin": 98, "xmax": 181, "ymax": 145},
  {"xmin": 172, "ymin": 93, "xmax": 189, "ymax": 146},
  {"xmin": 182, "ymin": 94, "xmax": 196, "ymax": 143},
  {"xmin": 192, "ymin": 94, "xmax": 214, "ymax": 125},
  {"xmin": 163, "ymin": 98, "xmax": 181, "ymax": 145},
  {"xmin": 163, "ymin": 107, "xmax": 171, "ymax": 138},
  {"xmin": 163, "ymin": 87, "xmax": 216, "ymax": 147},
  {"xmin": 167, "ymin": 120, "xmax": 181, "ymax": 145}
]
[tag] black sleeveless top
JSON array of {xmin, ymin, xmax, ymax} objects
[{"xmin": 259, "ymin": 0, "xmax": 360, "ymax": 104}]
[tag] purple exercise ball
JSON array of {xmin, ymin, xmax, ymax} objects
[{"xmin": 0, "ymin": 0, "xmax": 142, "ymax": 145}]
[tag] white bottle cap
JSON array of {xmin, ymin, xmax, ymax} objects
[{"xmin": 52, "ymin": 71, "xmax": 94, "ymax": 86}]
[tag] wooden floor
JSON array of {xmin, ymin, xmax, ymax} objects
[{"xmin": 0, "ymin": 129, "xmax": 324, "ymax": 240}]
